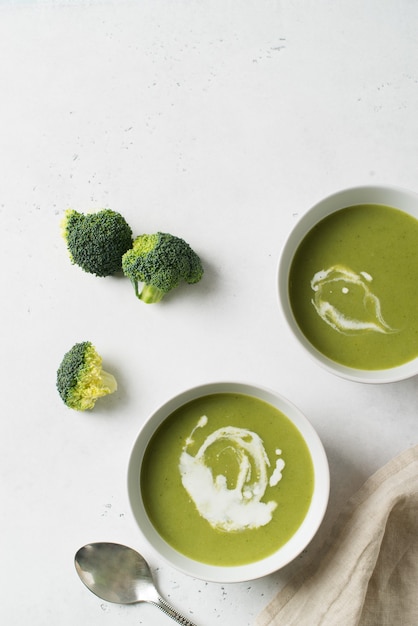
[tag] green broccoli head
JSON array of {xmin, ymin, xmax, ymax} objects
[
  {"xmin": 56, "ymin": 341, "xmax": 117, "ymax": 411},
  {"xmin": 121, "ymin": 232, "xmax": 204, "ymax": 303},
  {"xmin": 61, "ymin": 209, "xmax": 133, "ymax": 277}
]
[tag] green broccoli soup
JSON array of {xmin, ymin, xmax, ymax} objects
[
  {"xmin": 140, "ymin": 393, "xmax": 314, "ymax": 566},
  {"xmin": 289, "ymin": 204, "xmax": 418, "ymax": 370}
]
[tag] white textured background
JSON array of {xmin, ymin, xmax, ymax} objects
[{"xmin": 1, "ymin": 1, "xmax": 417, "ymax": 624}]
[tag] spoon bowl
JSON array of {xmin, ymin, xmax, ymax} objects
[{"xmin": 75, "ymin": 542, "xmax": 197, "ymax": 625}]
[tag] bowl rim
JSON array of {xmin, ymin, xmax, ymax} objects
[
  {"xmin": 127, "ymin": 381, "xmax": 330, "ymax": 583},
  {"xmin": 277, "ymin": 184, "xmax": 418, "ymax": 383}
]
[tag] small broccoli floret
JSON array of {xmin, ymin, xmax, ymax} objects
[
  {"xmin": 61, "ymin": 209, "xmax": 133, "ymax": 277},
  {"xmin": 56, "ymin": 341, "xmax": 117, "ymax": 411},
  {"xmin": 121, "ymin": 232, "xmax": 204, "ymax": 303}
]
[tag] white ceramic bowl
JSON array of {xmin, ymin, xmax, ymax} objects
[
  {"xmin": 278, "ymin": 185, "xmax": 418, "ymax": 383},
  {"xmin": 127, "ymin": 381, "xmax": 329, "ymax": 583}
]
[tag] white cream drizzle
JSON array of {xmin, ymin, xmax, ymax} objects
[
  {"xmin": 310, "ymin": 264, "xmax": 397, "ymax": 335},
  {"xmin": 179, "ymin": 416, "xmax": 285, "ymax": 532}
]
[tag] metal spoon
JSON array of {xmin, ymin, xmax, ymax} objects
[{"xmin": 75, "ymin": 542, "xmax": 198, "ymax": 626}]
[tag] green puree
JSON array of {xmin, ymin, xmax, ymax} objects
[
  {"xmin": 289, "ymin": 204, "xmax": 418, "ymax": 370},
  {"xmin": 141, "ymin": 393, "xmax": 314, "ymax": 566}
]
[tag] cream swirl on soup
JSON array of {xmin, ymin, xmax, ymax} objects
[
  {"xmin": 310, "ymin": 264, "xmax": 397, "ymax": 335},
  {"xmin": 179, "ymin": 415, "xmax": 285, "ymax": 532}
]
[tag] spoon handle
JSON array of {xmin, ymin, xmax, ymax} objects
[{"xmin": 151, "ymin": 597, "xmax": 198, "ymax": 626}]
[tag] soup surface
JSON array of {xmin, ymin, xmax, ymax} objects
[
  {"xmin": 141, "ymin": 393, "xmax": 314, "ymax": 566},
  {"xmin": 289, "ymin": 204, "xmax": 418, "ymax": 370}
]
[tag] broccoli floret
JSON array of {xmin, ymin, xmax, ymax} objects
[
  {"xmin": 61, "ymin": 209, "xmax": 133, "ymax": 277},
  {"xmin": 121, "ymin": 232, "xmax": 204, "ymax": 303},
  {"xmin": 56, "ymin": 341, "xmax": 117, "ymax": 411}
]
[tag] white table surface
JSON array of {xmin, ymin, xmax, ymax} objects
[{"xmin": 1, "ymin": 1, "xmax": 417, "ymax": 624}]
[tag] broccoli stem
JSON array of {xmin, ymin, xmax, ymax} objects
[
  {"xmin": 131, "ymin": 279, "xmax": 141, "ymax": 299},
  {"xmin": 100, "ymin": 371, "xmax": 118, "ymax": 395},
  {"xmin": 139, "ymin": 284, "xmax": 165, "ymax": 304}
]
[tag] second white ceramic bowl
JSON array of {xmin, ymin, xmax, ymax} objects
[{"xmin": 278, "ymin": 185, "xmax": 418, "ymax": 383}]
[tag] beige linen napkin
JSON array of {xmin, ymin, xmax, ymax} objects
[{"xmin": 256, "ymin": 444, "xmax": 418, "ymax": 626}]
